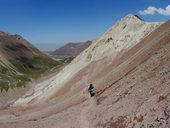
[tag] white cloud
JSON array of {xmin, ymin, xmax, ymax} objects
[
  {"xmin": 139, "ymin": 5, "xmax": 170, "ymax": 16},
  {"xmin": 157, "ymin": 5, "xmax": 170, "ymax": 16},
  {"xmin": 139, "ymin": 6, "xmax": 157, "ymax": 15}
]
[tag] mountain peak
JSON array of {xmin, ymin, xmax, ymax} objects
[
  {"xmin": 123, "ymin": 14, "xmax": 144, "ymax": 22},
  {"xmin": 112, "ymin": 14, "xmax": 146, "ymax": 31}
]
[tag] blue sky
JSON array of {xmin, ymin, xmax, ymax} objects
[{"xmin": 0, "ymin": 0, "xmax": 169, "ymax": 51}]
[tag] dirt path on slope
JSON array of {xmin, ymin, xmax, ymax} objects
[{"xmin": 80, "ymin": 97, "xmax": 97, "ymax": 128}]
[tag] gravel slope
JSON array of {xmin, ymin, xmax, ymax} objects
[{"xmin": 1, "ymin": 15, "xmax": 170, "ymax": 128}]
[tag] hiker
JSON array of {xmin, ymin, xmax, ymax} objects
[{"xmin": 87, "ymin": 83, "xmax": 95, "ymax": 97}]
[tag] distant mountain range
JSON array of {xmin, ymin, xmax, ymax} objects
[{"xmin": 51, "ymin": 40, "xmax": 92, "ymax": 57}]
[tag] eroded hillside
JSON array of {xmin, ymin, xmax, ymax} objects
[{"xmin": 13, "ymin": 14, "xmax": 161, "ymax": 106}]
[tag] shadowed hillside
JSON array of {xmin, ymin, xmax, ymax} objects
[{"xmin": 0, "ymin": 32, "xmax": 60, "ymax": 92}]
